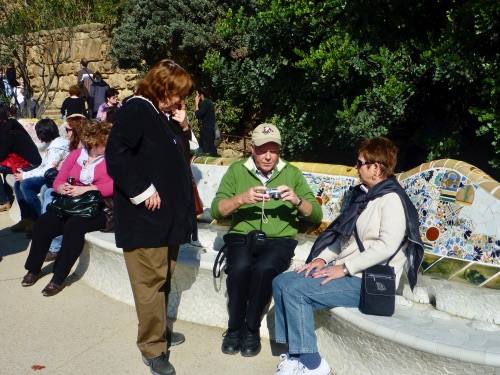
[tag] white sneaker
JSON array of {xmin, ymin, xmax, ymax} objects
[
  {"xmin": 294, "ymin": 358, "xmax": 332, "ymax": 375},
  {"xmin": 275, "ymin": 354, "xmax": 300, "ymax": 374}
]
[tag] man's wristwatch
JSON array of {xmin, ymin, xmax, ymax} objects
[
  {"xmin": 294, "ymin": 196, "xmax": 303, "ymax": 207},
  {"xmin": 342, "ymin": 264, "xmax": 350, "ymax": 276}
]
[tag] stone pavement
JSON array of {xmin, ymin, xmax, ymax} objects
[{"xmin": 0, "ymin": 210, "xmax": 280, "ymax": 375}]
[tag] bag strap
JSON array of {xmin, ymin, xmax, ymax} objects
[
  {"xmin": 212, "ymin": 244, "xmax": 228, "ymax": 278},
  {"xmin": 354, "ymin": 227, "xmax": 406, "ymax": 266},
  {"xmin": 83, "ymin": 68, "xmax": 95, "ymax": 83}
]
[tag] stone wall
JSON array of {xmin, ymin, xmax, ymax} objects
[{"xmin": 25, "ymin": 23, "xmax": 137, "ymax": 111}]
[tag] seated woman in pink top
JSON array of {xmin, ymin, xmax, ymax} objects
[{"xmin": 21, "ymin": 120, "xmax": 113, "ymax": 297}]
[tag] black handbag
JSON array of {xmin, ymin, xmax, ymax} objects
[
  {"xmin": 43, "ymin": 167, "xmax": 59, "ymax": 188},
  {"xmin": 46, "ymin": 190, "xmax": 104, "ymax": 219},
  {"xmin": 354, "ymin": 228, "xmax": 406, "ymax": 316}
]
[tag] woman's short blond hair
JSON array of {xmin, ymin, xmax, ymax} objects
[
  {"xmin": 80, "ymin": 120, "xmax": 111, "ymax": 150},
  {"xmin": 135, "ymin": 59, "xmax": 194, "ymax": 105}
]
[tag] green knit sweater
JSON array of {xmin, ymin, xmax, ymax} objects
[{"xmin": 211, "ymin": 158, "xmax": 323, "ymax": 239}]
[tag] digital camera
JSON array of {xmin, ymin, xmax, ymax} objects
[{"xmin": 265, "ymin": 188, "xmax": 281, "ymax": 200}]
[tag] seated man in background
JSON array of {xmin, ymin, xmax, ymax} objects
[{"xmin": 211, "ymin": 123, "xmax": 323, "ymax": 357}]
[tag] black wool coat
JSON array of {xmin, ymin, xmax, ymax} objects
[
  {"xmin": 105, "ymin": 96, "xmax": 195, "ymax": 249},
  {"xmin": 0, "ymin": 119, "xmax": 42, "ymax": 166}
]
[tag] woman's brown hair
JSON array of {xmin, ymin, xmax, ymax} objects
[
  {"xmin": 135, "ymin": 59, "xmax": 194, "ymax": 106},
  {"xmin": 358, "ymin": 137, "xmax": 399, "ymax": 179},
  {"xmin": 69, "ymin": 85, "xmax": 81, "ymax": 97},
  {"xmin": 80, "ymin": 120, "xmax": 111, "ymax": 150},
  {"xmin": 67, "ymin": 117, "xmax": 87, "ymax": 151}
]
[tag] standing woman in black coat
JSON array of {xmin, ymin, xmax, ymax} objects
[{"xmin": 105, "ymin": 59, "xmax": 195, "ymax": 375}]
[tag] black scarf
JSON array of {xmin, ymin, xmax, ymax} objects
[{"xmin": 307, "ymin": 177, "xmax": 424, "ymax": 290}]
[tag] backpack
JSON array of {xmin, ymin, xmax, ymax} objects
[{"xmin": 214, "ymin": 123, "xmax": 222, "ymax": 147}]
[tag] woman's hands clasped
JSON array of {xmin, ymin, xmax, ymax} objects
[
  {"xmin": 295, "ymin": 258, "xmax": 346, "ymax": 286},
  {"xmin": 58, "ymin": 183, "xmax": 94, "ymax": 197}
]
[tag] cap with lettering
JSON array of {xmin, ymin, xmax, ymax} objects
[{"xmin": 252, "ymin": 123, "xmax": 281, "ymax": 146}]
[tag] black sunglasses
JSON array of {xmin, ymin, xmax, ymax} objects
[{"xmin": 356, "ymin": 159, "xmax": 374, "ymax": 168}]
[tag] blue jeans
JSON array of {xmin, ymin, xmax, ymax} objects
[
  {"xmin": 13, "ymin": 176, "xmax": 45, "ymax": 220},
  {"xmin": 40, "ymin": 185, "xmax": 62, "ymax": 253},
  {"xmin": 272, "ymin": 266, "xmax": 362, "ymax": 354}
]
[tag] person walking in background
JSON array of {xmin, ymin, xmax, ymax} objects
[
  {"xmin": 194, "ymin": 87, "xmax": 217, "ymax": 156},
  {"xmin": 88, "ymin": 72, "xmax": 110, "ymax": 118},
  {"xmin": 106, "ymin": 59, "xmax": 196, "ymax": 375},
  {"xmin": 61, "ymin": 85, "xmax": 87, "ymax": 118},
  {"xmin": 96, "ymin": 88, "xmax": 121, "ymax": 120},
  {"xmin": 11, "ymin": 77, "xmax": 25, "ymax": 118},
  {"xmin": 0, "ymin": 68, "xmax": 12, "ymax": 105},
  {"xmin": 76, "ymin": 58, "xmax": 94, "ymax": 103},
  {"xmin": 211, "ymin": 123, "xmax": 323, "ymax": 358}
]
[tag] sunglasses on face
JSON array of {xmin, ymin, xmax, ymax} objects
[
  {"xmin": 65, "ymin": 127, "xmax": 73, "ymax": 133},
  {"xmin": 356, "ymin": 159, "xmax": 374, "ymax": 168}
]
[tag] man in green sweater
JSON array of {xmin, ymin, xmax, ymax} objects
[{"xmin": 211, "ymin": 123, "xmax": 323, "ymax": 358}]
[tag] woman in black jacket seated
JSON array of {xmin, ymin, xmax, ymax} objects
[{"xmin": 0, "ymin": 104, "xmax": 41, "ymax": 211}]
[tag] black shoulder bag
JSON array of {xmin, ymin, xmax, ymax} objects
[
  {"xmin": 354, "ymin": 228, "xmax": 406, "ymax": 317},
  {"xmin": 47, "ymin": 190, "xmax": 104, "ymax": 219}
]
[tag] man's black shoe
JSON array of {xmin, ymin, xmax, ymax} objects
[
  {"xmin": 240, "ymin": 330, "xmax": 261, "ymax": 357},
  {"xmin": 142, "ymin": 352, "xmax": 176, "ymax": 375},
  {"xmin": 168, "ymin": 331, "xmax": 185, "ymax": 347},
  {"xmin": 221, "ymin": 329, "xmax": 241, "ymax": 355}
]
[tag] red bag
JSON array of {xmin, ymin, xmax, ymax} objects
[{"xmin": 0, "ymin": 153, "xmax": 30, "ymax": 173}]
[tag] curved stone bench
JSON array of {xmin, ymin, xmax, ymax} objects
[
  {"xmin": 78, "ymin": 222, "xmax": 316, "ymax": 334},
  {"xmin": 60, "ymin": 157, "xmax": 500, "ymax": 373},
  {"xmin": 317, "ymin": 302, "xmax": 500, "ymax": 374},
  {"xmin": 79, "ymin": 226, "xmax": 500, "ymax": 374}
]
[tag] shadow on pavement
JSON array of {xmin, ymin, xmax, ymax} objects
[{"xmin": 0, "ymin": 227, "xmax": 31, "ymax": 257}]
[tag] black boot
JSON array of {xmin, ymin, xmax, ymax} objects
[{"xmin": 142, "ymin": 352, "xmax": 175, "ymax": 375}]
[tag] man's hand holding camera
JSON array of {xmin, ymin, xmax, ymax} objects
[{"xmin": 219, "ymin": 185, "xmax": 312, "ymax": 217}]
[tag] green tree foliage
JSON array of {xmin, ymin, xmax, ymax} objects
[
  {"xmin": 110, "ymin": 0, "xmax": 253, "ymax": 76},
  {"xmin": 109, "ymin": 0, "xmax": 498, "ymax": 176},
  {"xmin": 201, "ymin": 0, "xmax": 499, "ymax": 175}
]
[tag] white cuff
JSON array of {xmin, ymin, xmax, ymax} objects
[{"xmin": 130, "ymin": 184, "xmax": 156, "ymax": 205}]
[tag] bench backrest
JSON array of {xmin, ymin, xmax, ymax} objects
[{"xmin": 192, "ymin": 157, "xmax": 499, "ymax": 289}]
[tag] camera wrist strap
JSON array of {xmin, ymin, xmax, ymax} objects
[{"xmin": 261, "ymin": 195, "xmax": 268, "ymax": 225}]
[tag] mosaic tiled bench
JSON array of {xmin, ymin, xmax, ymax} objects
[{"xmin": 75, "ymin": 157, "xmax": 499, "ymax": 374}]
